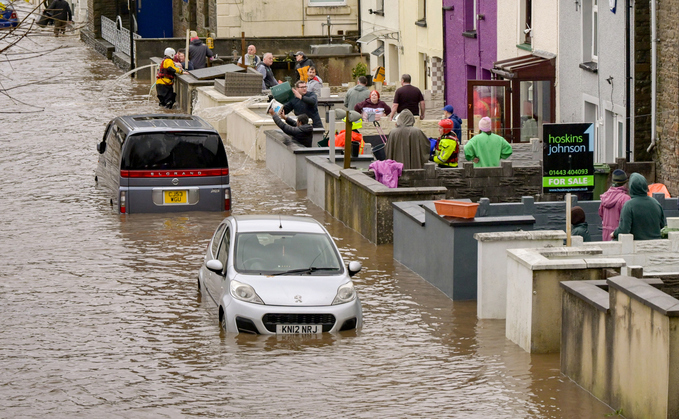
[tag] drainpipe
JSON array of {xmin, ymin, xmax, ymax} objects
[
  {"xmin": 357, "ymin": 0, "xmax": 362, "ymax": 37},
  {"xmin": 647, "ymin": 0, "xmax": 657, "ymax": 153},
  {"xmin": 624, "ymin": 0, "xmax": 631, "ymax": 161},
  {"xmin": 301, "ymin": 0, "xmax": 305, "ymax": 36}
]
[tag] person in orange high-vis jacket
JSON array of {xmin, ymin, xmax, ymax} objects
[
  {"xmin": 334, "ymin": 119, "xmax": 365, "ymax": 154},
  {"xmin": 156, "ymin": 47, "xmax": 185, "ymax": 109}
]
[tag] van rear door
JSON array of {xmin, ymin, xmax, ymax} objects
[{"xmin": 119, "ymin": 131, "xmax": 229, "ymax": 213}]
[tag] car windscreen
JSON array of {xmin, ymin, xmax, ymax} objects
[
  {"xmin": 121, "ymin": 132, "xmax": 228, "ymax": 170},
  {"xmin": 234, "ymin": 232, "xmax": 343, "ymax": 275}
]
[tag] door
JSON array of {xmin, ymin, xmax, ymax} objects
[
  {"xmin": 467, "ymin": 80, "xmax": 511, "ymax": 141},
  {"xmin": 136, "ymin": 0, "xmax": 173, "ymax": 38},
  {"xmin": 205, "ymin": 223, "xmax": 228, "ymax": 304}
]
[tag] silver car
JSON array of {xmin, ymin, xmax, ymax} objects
[
  {"xmin": 95, "ymin": 114, "xmax": 231, "ymax": 214},
  {"xmin": 198, "ymin": 215, "xmax": 363, "ymax": 334}
]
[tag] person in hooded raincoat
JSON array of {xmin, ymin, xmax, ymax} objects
[
  {"xmin": 598, "ymin": 169, "xmax": 631, "ymax": 241},
  {"xmin": 571, "ymin": 206, "xmax": 591, "ymax": 242},
  {"xmin": 385, "ymin": 109, "xmax": 431, "ymax": 170},
  {"xmin": 612, "ymin": 172, "xmax": 666, "ymax": 240}
]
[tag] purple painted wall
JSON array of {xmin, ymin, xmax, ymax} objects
[{"xmin": 443, "ymin": 0, "xmax": 497, "ymax": 119}]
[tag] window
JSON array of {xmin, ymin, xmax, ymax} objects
[
  {"xmin": 204, "ymin": 0, "xmax": 209, "ymax": 27},
  {"xmin": 581, "ymin": 0, "xmax": 598, "ymax": 64},
  {"xmin": 216, "ymin": 227, "xmax": 231, "ymax": 269},
  {"xmin": 592, "ymin": 0, "xmax": 598, "ymax": 61},
  {"xmin": 416, "ymin": 0, "xmax": 426, "ymax": 26},
  {"xmin": 520, "ymin": 0, "xmax": 532, "ymax": 45},
  {"xmin": 584, "ymin": 101, "xmax": 600, "ymax": 162},
  {"xmin": 309, "ymin": 0, "xmax": 347, "ymax": 6},
  {"xmin": 122, "ymin": 133, "xmax": 228, "ymax": 170},
  {"xmin": 464, "ymin": 0, "xmax": 476, "ymax": 32},
  {"xmin": 374, "ymin": 0, "xmax": 384, "ymax": 15},
  {"xmin": 210, "ymin": 223, "xmax": 227, "ymax": 258}
]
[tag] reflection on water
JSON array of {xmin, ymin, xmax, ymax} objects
[{"xmin": 0, "ymin": 31, "xmax": 613, "ymax": 417}]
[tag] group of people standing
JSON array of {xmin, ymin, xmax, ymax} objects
[
  {"xmin": 156, "ymin": 31, "xmax": 215, "ymax": 108},
  {"xmin": 572, "ymin": 169, "xmax": 667, "ymax": 242}
]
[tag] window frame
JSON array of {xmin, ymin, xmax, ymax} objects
[
  {"xmin": 308, "ymin": 0, "xmax": 347, "ymax": 6},
  {"xmin": 591, "ymin": 0, "xmax": 598, "ymax": 61}
]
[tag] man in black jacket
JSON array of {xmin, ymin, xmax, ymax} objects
[
  {"xmin": 188, "ymin": 31, "xmax": 214, "ymax": 69},
  {"xmin": 283, "ymin": 80, "xmax": 323, "ymax": 128},
  {"xmin": 268, "ymin": 108, "xmax": 313, "ymax": 147},
  {"xmin": 47, "ymin": 0, "xmax": 72, "ymax": 37}
]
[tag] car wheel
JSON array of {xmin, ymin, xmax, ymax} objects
[
  {"xmin": 94, "ymin": 175, "xmax": 98, "ymax": 182},
  {"xmin": 197, "ymin": 276, "xmax": 201, "ymax": 291}
]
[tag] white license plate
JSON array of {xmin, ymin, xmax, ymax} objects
[{"xmin": 276, "ymin": 324, "xmax": 322, "ymax": 334}]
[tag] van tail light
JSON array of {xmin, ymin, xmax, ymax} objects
[
  {"xmin": 224, "ymin": 189, "xmax": 231, "ymax": 211},
  {"xmin": 120, "ymin": 168, "xmax": 228, "ymax": 178},
  {"xmin": 120, "ymin": 191, "xmax": 126, "ymax": 214},
  {"xmin": 11, "ymin": 12, "xmax": 17, "ymax": 19}
]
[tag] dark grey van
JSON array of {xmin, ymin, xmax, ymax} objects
[{"xmin": 95, "ymin": 114, "xmax": 231, "ymax": 214}]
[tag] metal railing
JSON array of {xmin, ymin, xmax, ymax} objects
[{"xmin": 101, "ymin": 16, "xmax": 141, "ymax": 57}]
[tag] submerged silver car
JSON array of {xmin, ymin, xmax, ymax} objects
[
  {"xmin": 198, "ymin": 215, "xmax": 363, "ymax": 335},
  {"xmin": 95, "ymin": 114, "xmax": 231, "ymax": 214}
]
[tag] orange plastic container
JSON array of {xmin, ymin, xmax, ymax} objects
[{"xmin": 433, "ymin": 200, "xmax": 479, "ymax": 219}]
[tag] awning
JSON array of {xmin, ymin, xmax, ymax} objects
[
  {"xmin": 491, "ymin": 53, "xmax": 555, "ymax": 79},
  {"xmin": 371, "ymin": 45, "xmax": 384, "ymax": 57},
  {"xmin": 357, "ymin": 29, "xmax": 399, "ymax": 43}
]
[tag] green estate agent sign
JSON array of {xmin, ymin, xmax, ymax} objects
[{"xmin": 542, "ymin": 123, "xmax": 594, "ymax": 193}]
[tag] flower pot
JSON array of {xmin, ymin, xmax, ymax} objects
[{"xmin": 433, "ymin": 200, "xmax": 479, "ymax": 219}]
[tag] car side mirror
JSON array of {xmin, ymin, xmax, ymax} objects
[
  {"xmin": 97, "ymin": 141, "xmax": 106, "ymax": 154},
  {"xmin": 348, "ymin": 261, "xmax": 362, "ymax": 277},
  {"xmin": 206, "ymin": 259, "xmax": 224, "ymax": 274}
]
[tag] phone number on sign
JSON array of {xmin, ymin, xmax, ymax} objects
[{"xmin": 547, "ymin": 169, "xmax": 589, "ymax": 176}]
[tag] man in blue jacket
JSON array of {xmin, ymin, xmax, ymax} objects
[{"xmin": 442, "ymin": 105, "xmax": 462, "ymax": 141}]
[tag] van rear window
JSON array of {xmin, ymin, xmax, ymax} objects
[{"xmin": 121, "ymin": 132, "xmax": 228, "ymax": 170}]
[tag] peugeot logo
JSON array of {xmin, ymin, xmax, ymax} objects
[
  {"xmin": 172, "ymin": 178, "xmax": 179, "ymax": 186},
  {"xmin": 295, "ymin": 295, "xmax": 302, "ymax": 303}
]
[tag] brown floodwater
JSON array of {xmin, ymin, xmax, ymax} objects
[{"xmin": 0, "ymin": 28, "xmax": 614, "ymax": 417}]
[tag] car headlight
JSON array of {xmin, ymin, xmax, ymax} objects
[
  {"xmin": 230, "ymin": 280, "xmax": 264, "ymax": 304},
  {"xmin": 332, "ymin": 281, "xmax": 356, "ymax": 305}
]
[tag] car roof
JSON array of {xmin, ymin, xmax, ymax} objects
[
  {"xmin": 231, "ymin": 215, "xmax": 327, "ymax": 234},
  {"xmin": 115, "ymin": 114, "xmax": 217, "ymax": 135}
]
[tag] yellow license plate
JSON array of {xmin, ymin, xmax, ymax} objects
[{"xmin": 164, "ymin": 190, "xmax": 187, "ymax": 204}]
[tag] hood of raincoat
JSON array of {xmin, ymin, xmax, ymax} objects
[
  {"xmin": 600, "ymin": 185, "xmax": 629, "ymax": 209},
  {"xmin": 628, "ymin": 173, "xmax": 649, "ymax": 198},
  {"xmin": 398, "ymin": 109, "xmax": 415, "ymax": 127}
]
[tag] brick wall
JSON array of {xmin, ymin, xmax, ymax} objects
[{"xmin": 655, "ymin": 0, "xmax": 679, "ymax": 196}]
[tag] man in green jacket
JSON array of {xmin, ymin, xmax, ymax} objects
[
  {"xmin": 612, "ymin": 172, "xmax": 666, "ymax": 240},
  {"xmin": 464, "ymin": 116, "xmax": 513, "ymax": 167}
]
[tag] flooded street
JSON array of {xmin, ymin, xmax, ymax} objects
[{"xmin": 1, "ymin": 32, "xmax": 613, "ymax": 417}]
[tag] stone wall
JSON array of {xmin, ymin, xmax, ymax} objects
[
  {"xmin": 87, "ymin": 0, "xmax": 118, "ymax": 37},
  {"xmin": 634, "ymin": 0, "xmax": 652, "ymax": 162},
  {"xmin": 655, "ymin": 0, "xmax": 679, "ymax": 196},
  {"xmin": 172, "ymin": 0, "xmax": 216, "ymax": 37},
  {"xmin": 397, "ymin": 157, "xmax": 657, "ymax": 205}
]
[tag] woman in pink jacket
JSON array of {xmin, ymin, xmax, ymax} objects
[{"xmin": 598, "ymin": 169, "xmax": 631, "ymax": 241}]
